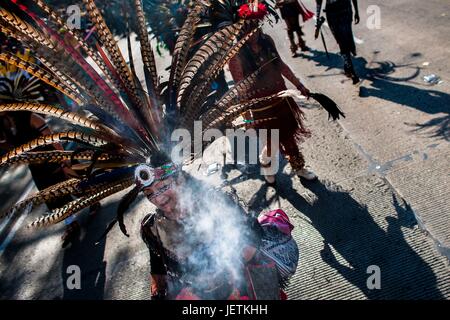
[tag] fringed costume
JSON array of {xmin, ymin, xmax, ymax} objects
[
  {"xmin": 0, "ymin": 0, "xmax": 314, "ymax": 300},
  {"xmin": 0, "ymin": 0, "xmax": 343, "ymax": 299},
  {"xmin": 228, "ymin": 32, "xmax": 311, "ymax": 174}
]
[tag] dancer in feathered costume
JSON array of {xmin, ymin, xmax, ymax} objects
[
  {"xmin": 0, "ymin": 68, "xmax": 99, "ymax": 247},
  {"xmin": 211, "ymin": 0, "xmax": 344, "ymax": 183},
  {"xmin": 0, "ymin": 0, "xmax": 257, "ymax": 219},
  {"xmin": 0, "ymin": 0, "xmax": 343, "ymax": 299}
]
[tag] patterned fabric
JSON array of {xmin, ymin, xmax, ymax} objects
[{"xmin": 258, "ymin": 209, "xmax": 299, "ymax": 281}]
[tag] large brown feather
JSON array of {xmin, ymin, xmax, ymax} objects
[
  {"xmin": 1, "ymin": 150, "xmax": 135, "ymax": 167},
  {"xmin": 181, "ymin": 22, "xmax": 259, "ymax": 127},
  {"xmin": 133, "ymin": 0, "xmax": 160, "ymax": 101},
  {"xmin": 28, "ymin": 178, "xmax": 133, "ymax": 228},
  {"xmin": 168, "ymin": 1, "xmax": 205, "ymax": 97},
  {"xmin": 0, "ymin": 103, "xmax": 104, "ymax": 131},
  {"xmin": 177, "ymin": 21, "xmax": 245, "ymax": 112},
  {"xmin": 32, "ymin": 0, "xmax": 120, "ymax": 93},
  {"xmin": 1, "ymin": 132, "xmax": 112, "ymax": 166},
  {"xmin": 1, "ymin": 178, "xmax": 80, "ymax": 221},
  {"xmin": 0, "ymin": 52, "xmax": 84, "ymax": 105},
  {"xmin": 82, "ymin": 0, "xmax": 136, "ymax": 96}
]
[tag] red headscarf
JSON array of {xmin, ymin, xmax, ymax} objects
[{"xmin": 238, "ymin": 1, "xmax": 268, "ymax": 20}]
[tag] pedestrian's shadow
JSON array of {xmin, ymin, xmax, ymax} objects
[
  {"xmin": 248, "ymin": 169, "xmax": 443, "ymax": 299},
  {"xmin": 60, "ymin": 202, "xmax": 115, "ymax": 300},
  {"xmin": 299, "ymin": 49, "xmax": 450, "ymax": 141}
]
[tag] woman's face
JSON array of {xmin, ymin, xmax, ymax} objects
[
  {"xmin": 248, "ymin": 30, "xmax": 261, "ymax": 48},
  {"xmin": 143, "ymin": 175, "xmax": 180, "ymax": 216}
]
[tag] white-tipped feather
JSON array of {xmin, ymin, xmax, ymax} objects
[{"xmin": 277, "ymin": 89, "xmax": 307, "ymax": 100}]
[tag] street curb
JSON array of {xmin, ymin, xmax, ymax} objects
[{"xmin": 336, "ymin": 119, "xmax": 450, "ymax": 263}]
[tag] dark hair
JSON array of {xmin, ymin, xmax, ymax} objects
[{"xmin": 239, "ymin": 32, "xmax": 280, "ymax": 75}]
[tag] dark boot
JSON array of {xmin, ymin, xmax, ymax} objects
[
  {"xmin": 288, "ymin": 30, "xmax": 298, "ymax": 57},
  {"xmin": 290, "ymin": 44, "xmax": 299, "ymax": 57},
  {"xmin": 296, "ymin": 31, "xmax": 308, "ymax": 51},
  {"xmin": 343, "ymin": 54, "xmax": 360, "ymax": 84}
]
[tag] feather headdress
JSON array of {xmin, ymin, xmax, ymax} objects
[{"xmin": 0, "ymin": 0, "xmax": 277, "ymax": 235}]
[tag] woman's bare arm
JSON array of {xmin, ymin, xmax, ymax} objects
[
  {"xmin": 265, "ymin": 35, "xmax": 311, "ymax": 97},
  {"xmin": 280, "ymin": 61, "xmax": 310, "ymax": 97}
]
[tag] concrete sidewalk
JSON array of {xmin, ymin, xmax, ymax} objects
[
  {"xmin": 0, "ymin": 0, "xmax": 449, "ymax": 299},
  {"xmin": 272, "ymin": 0, "xmax": 450, "ymax": 258}
]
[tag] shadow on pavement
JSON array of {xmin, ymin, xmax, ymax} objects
[
  {"xmin": 59, "ymin": 202, "xmax": 117, "ymax": 300},
  {"xmin": 235, "ymin": 155, "xmax": 444, "ymax": 299},
  {"xmin": 279, "ymin": 174, "xmax": 443, "ymax": 299},
  {"xmin": 299, "ymin": 49, "xmax": 450, "ymax": 141}
]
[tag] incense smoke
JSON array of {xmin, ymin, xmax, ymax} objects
[{"xmin": 172, "ymin": 175, "xmax": 252, "ymax": 295}]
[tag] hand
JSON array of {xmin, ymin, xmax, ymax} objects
[
  {"xmin": 151, "ymin": 274, "xmax": 167, "ymax": 300},
  {"xmin": 297, "ymin": 84, "xmax": 310, "ymax": 98},
  {"xmin": 354, "ymin": 12, "xmax": 360, "ymax": 24},
  {"xmin": 242, "ymin": 245, "xmax": 257, "ymax": 263},
  {"xmin": 151, "ymin": 290, "xmax": 167, "ymax": 300}
]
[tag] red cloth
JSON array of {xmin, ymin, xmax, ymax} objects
[
  {"xmin": 175, "ymin": 288, "xmax": 201, "ymax": 300},
  {"xmin": 258, "ymin": 209, "xmax": 294, "ymax": 235},
  {"xmin": 175, "ymin": 287, "xmax": 251, "ymax": 300},
  {"xmin": 238, "ymin": 3, "xmax": 268, "ymax": 20},
  {"xmin": 298, "ymin": 1, "xmax": 315, "ymax": 22}
]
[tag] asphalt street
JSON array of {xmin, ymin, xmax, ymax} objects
[{"xmin": 0, "ymin": 0, "xmax": 449, "ymax": 299}]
